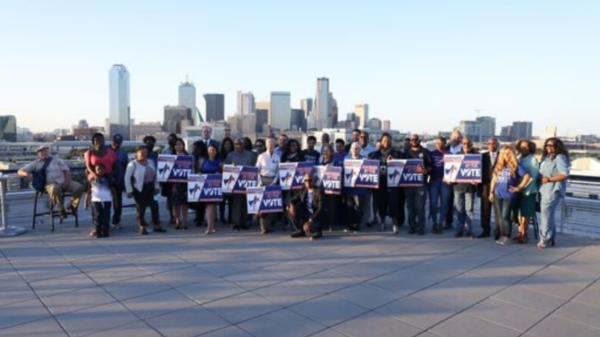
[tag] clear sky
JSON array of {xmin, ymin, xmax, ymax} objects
[{"xmin": 1, "ymin": 0, "xmax": 599, "ymax": 137}]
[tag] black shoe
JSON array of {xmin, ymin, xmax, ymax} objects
[
  {"xmin": 291, "ymin": 231, "xmax": 306, "ymax": 238},
  {"xmin": 140, "ymin": 227, "xmax": 148, "ymax": 235},
  {"xmin": 366, "ymin": 222, "xmax": 374, "ymax": 228},
  {"xmin": 154, "ymin": 227, "xmax": 167, "ymax": 233},
  {"xmin": 408, "ymin": 228, "xmax": 417, "ymax": 235},
  {"xmin": 443, "ymin": 223, "xmax": 453, "ymax": 230},
  {"xmin": 455, "ymin": 231, "xmax": 464, "ymax": 238},
  {"xmin": 418, "ymin": 229, "xmax": 425, "ymax": 236},
  {"xmin": 477, "ymin": 232, "xmax": 490, "ymax": 238},
  {"xmin": 465, "ymin": 232, "xmax": 474, "ymax": 239}
]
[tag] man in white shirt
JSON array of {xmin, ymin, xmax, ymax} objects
[{"xmin": 256, "ymin": 138, "xmax": 281, "ymax": 234}]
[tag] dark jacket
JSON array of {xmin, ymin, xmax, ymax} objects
[
  {"xmin": 369, "ymin": 148, "xmax": 404, "ymax": 189},
  {"xmin": 289, "ymin": 186, "xmax": 324, "ymax": 223},
  {"xmin": 481, "ymin": 150, "xmax": 499, "ymax": 185}
]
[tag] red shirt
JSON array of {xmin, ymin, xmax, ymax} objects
[{"xmin": 85, "ymin": 148, "xmax": 117, "ymax": 179}]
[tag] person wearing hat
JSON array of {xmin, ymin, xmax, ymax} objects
[
  {"xmin": 18, "ymin": 146, "xmax": 85, "ymax": 217},
  {"xmin": 111, "ymin": 134, "xmax": 128, "ymax": 229}
]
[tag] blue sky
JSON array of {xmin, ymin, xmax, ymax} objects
[{"xmin": 1, "ymin": 0, "xmax": 599, "ymax": 136}]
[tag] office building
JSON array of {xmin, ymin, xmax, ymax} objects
[
  {"xmin": 237, "ymin": 91, "xmax": 255, "ymax": 115},
  {"xmin": 512, "ymin": 121, "xmax": 533, "ymax": 140},
  {"xmin": 163, "ymin": 106, "xmax": 192, "ymax": 134},
  {"xmin": 367, "ymin": 118, "xmax": 382, "ymax": 130},
  {"xmin": 0, "ymin": 116, "xmax": 17, "ymax": 142},
  {"xmin": 269, "ymin": 92, "xmax": 291, "ymax": 131},
  {"xmin": 179, "ymin": 81, "xmax": 203, "ymax": 125},
  {"xmin": 109, "ymin": 65, "xmax": 130, "ymax": 139},
  {"xmin": 383, "ymin": 120, "xmax": 391, "ymax": 131},
  {"xmin": 203, "ymin": 94, "xmax": 225, "ymax": 122},
  {"xmin": 313, "ymin": 78, "xmax": 331, "ymax": 129},
  {"xmin": 255, "ymin": 109, "xmax": 269, "ymax": 133},
  {"xmin": 291, "ymin": 109, "xmax": 306, "ymax": 131},
  {"xmin": 355, "ymin": 104, "xmax": 369, "ymax": 128},
  {"xmin": 476, "ymin": 116, "xmax": 496, "ymax": 142}
]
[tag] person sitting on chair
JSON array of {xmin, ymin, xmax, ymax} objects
[
  {"xmin": 18, "ymin": 145, "xmax": 85, "ymax": 217},
  {"xmin": 287, "ymin": 174, "xmax": 325, "ymax": 239}
]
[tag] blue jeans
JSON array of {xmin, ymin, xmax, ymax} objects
[
  {"xmin": 429, "ymin": 180, "xmax": 452, "ymax": 226},
  {"xmin": 454, "ymin": 190, "xmax": 475, "ymax": 234},
  {"xmin": 540, "ymin": 191, "xmax": 561, "ymax": 244},
  {"xmin": 405, "ymin": 186, "xmax": 426, "ymax": 232},
  {"xmin": 494, "ymin": 197, "xmax": 517, "ymax": 237}
]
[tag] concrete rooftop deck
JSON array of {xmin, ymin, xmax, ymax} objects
[{"xmin": 1, "ymin": 194, "xmax": 600, "ymax": 337}]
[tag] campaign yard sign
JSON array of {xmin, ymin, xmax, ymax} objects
[
  {"xmin": 246, "ymin": 185, "xmax": 283, "ymax": 215},
  {"xmin": 344, "ymin": 159, "xmax": 380, "ymax": 189},
  {"xmin": 222, "ymin": 165, "xmax": 259, "ymax": 194},
  {"xmin": 157, "ymin": 155, "xmax": 194, "ymax": 183},
  {"xmin": 387, "ymin": 159, "xmax": 424, "ymax": 187},
  {"xmin": 314, "ymin": 165, "xmax": 342, "ymax": 195},
  {"xmin": 444, "ymin": 154, "xmax": 482, "ymax": 183},
  {"xmin": 187, "ymin": 174, "xmax": 223, "ymax": 203},
  {"xmin": 278, "ymin": 162, "xmax": 314, "ymax": 190}
]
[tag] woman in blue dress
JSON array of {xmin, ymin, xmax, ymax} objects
[{"xmin": 198, "ymin": 144, "xmax": 222, "ymax": 235}]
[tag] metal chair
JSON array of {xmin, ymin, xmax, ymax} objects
[{"xmin": 32, "ymin": 190, "xmax": 79, "ymax": 232}]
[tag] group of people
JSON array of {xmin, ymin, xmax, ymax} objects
[{"xmin": 18, "ymin": 126, "xmax": 570, "ymax": 248}]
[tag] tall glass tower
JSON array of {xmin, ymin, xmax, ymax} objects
[{"xmin": 109, "ymin": 64, "xmax": 130, "ymax": 139}]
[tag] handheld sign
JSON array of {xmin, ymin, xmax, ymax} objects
[
  {"xmin": 157, "ymin": 155, "xmax": 194, "ymax": 183},
  {"xmin": 188, "ymin": 174, "xmax": 223, "ymax": 203},
  {"xmin": 388, "ymin": 159, "xmax": 424, "ymax": 187},
  {"xmin": 279, "ymin": 162, "xmax": 314, "ymax": 190},
  {"xmin": 344, "ymin": 159, "xmax": 380, "ymax": 189},
  {"xmin": 246, "ymin": 185, "xmax": 283, "ymax": 215},
  {"xmin": 315, "ymin": 165, "xmax": 342, "ymax": 195},
  {"xmin": 222, "ymin": 165, "xmax": 259, "ymax": 194},
  {"xmin": 444, "ymin": 154, "xmax": 482, "ymax": 183}
]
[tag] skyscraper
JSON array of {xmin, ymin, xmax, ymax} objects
[
  {"xmin": 291, "ymin": 109, "xmax": 306, "ymax": 131},
  {"xmin": 355, "ymin": 104, "xmax": 369, "ymax": 128},
  {"xmin": 237, "ymin": 91, "xmax": 255, "ymax": 115},
  {"xmin": 109, "ymin": 65, "xmax": 130, "ymax": 139},
  {"xmin": 179, "ymin": 81, "xmax": 202, "ymax": 125},
  {"xmin": 269, "ymin": 92, "xmax": 291, "ymax": 131},
  {"xmin": 301, "ymin": 98, "xmax": 313, "ymax": 128},
  {"xmin": 163, "ymin": 106, "xmax": 192, "ymax": 134},
  {"xmin": 313, "ymin": 78, "xmax": 330, "ymax": 129},
  {"xmin": 512, "ymin": 121, "xmax": 533, "ymax": 139},
  {"xmin": 0, "ymin": 115, "xmax": 17, "ymax": 142},
  {"xmin": 476, "ymin": 116, "xmax": 496, "ymax": 142},
  {"xmin": 203, "ymin": 94, "xmax": 225, "ymax": 122}
]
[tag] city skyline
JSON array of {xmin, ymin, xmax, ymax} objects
[{"xmin": 1, "ymin": 1, "xmax": 599, "ymax": 136}]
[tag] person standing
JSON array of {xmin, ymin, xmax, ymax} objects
[
  {"xmin": 537, "ymin": 138, "xmax": 569, "ymax": 248},
  {"xmin": 110, "ymin": 134, "xmax": 128, "ymax": 230},
  {"xmin": 302, "ymin": 135, "xmax": 321, "ymax": 164},
  {"xmin": 478, "ymin": 137, "xmax": 500, "ymax": 238},
  {"xmin": 275, "ymin": 134, "xmax": 289, "ymax": 158},
  {"xmin": 171, "ymin": 138, "xmax": 190, "ymax": 230},
  {"xmin": 370, "ymin": 133, "xmax": 403, "ymax": 233},
  {"xmin": 200, "ymin": 125, "xmax": 220, "ymax": 150},
  {"xmin": 358, "ymin": 131, "xmax": 376, "ymax": 227},
  {"xmin": 225, "ymin": 138, "xmax": 258, "ymax": 231},
  {"xmin": 429, "ymin": 136, "xmax": 451, "ymax": 234},
  {"xmin": 198, "ymin": 144, "xmax": 222, "ymax": 235},
  {"xmin": 125, "ymin": 146, "xmax": 167, "ymax": 235},
  {"xmin": 489, "ymin": 146, "xmax": 531, "ymax": 246},
  {"xmin": 255, "ymin": 138, "xmax": 280, "ymax": 234},
  {"xmin": 319, "ymin": 143, "xmax": 340, "ymax": 231},
  {"xmin": 443, "ymin": 130, "xmax": 464, "ymax": 230},
  {"xmin": 453, "ymin": 136, "xmax": 478, "ymax": 238},
  {"xmin": 345, "ymin": 129, "xmax": 361, "ymax": 153},
  {"xmin": 161, "ymin": 133, "xmax": 177, "ymax": 225},
  {"xmin": 404, "ymin": 134, "xmax": 433, "ymax": 235},
  {"xmin": 218, "ymin": 137, "xmax": 234, "ymax": 225},
  {"xmin": 89, "ymin": 164, "xmax": 112, "ymax": 238},
  {"xmin": 344, "ymin": 142, "xmax": 366, "ymax": 232},
  {"xmin": 514, "ymin": 139, "xmax": 540, "ymax": 244}
]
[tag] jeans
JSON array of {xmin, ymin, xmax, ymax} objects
[
  {"xmin": 454, "ymin": 190, "xmax": 475, "ymax": 234},
  {"xmin": 133, "ymin": 183, "xmax": 160, "ymax": 227},
  {"xmin": 429, "ymin": 180, "xmax": 452, "ymax": 226},
  {"xmin": 112, "ymin": 185, "xmax": 124, "ymax": 225},
  {"xmin": 373, "ymin": 188, "xmax": 400, "ymax": 224},
  {"xmin": 92, "ymin": 201, "xmax": 111, "ymax": 236},
  {"xmin": 405, "ymin": 186, "xmax": 426, "ymax": 232},
  {"xmin": 540, "ymin": 191, "xmax": 561, "ymax": 244},
  {"xmin": 494, "ymin": 197, "xmax": 517, "ymax": 237}
]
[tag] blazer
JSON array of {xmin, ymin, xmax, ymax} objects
[
  {"xmin": 289, "ymin": 187, "xmax": 324, "ymax": 223},
  {"xmin": 481, "ymin": 150, "xmax": 499, "ymax": 185}
]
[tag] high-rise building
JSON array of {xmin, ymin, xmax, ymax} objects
[
  {"xmin": 0, "ymin": 115, "xmax": 17, "ymax": 142},
  {"xmin": 313, "ymin": 78, "xmax": 331, "ymax": 129},
  {"xmin": 109, "ymin": 64, "xmax": 130, "ymax": 139},
  {"xmin": 301, "ymin": 98, "xmax": 313, "ymax": 129},
  {"xmin": 163, "ymin": 106, "xmax": 192, "ymax": 134},
  {"xmin": 355, "ymin": 104, "xmax": 369, "ymax": 128},
  {"xmin": 237, "ymin": 91, "xmax": 255, "ymax": 115},
  {"xmin": 179, "ymin": 81, "xmax": 202, "ymax": 125},
  {"xmin": 383, "ymin": 120, "xmax": 391, "ymax": 131},
  {"xmin": 459, "ymin": 120, "xmax": 481, "ymax": 141},
  {"xmin": 476, "ymin": 116, "xmax": 496, "ymax": 142},
  {"xmin": 255, "ymin": 109, "xmax": 269, "ymax": 133},
  {"xmin": 330, "ymin": 96, "xmax": 338, "ymax": 128},
  {"xmin": 367, "ymin": 118, "xmax": 382, "ymax": 130},
  {"xmin": 269, "ymin": 92, "xmax": 291, "ymax": 131},
  {"xmin": 291, "ymin": 109, "xmax": 307, "ymax": 131},
  {"xmin": 512, "ymin": 121, "xmax": 533, "ymax": 140},
  {"xmin": 501, "ymin": 126, "xmax": 513, "ymax": 139},
  {"xmin": 203, "ymin": 94, "xmax": 225, "ymax": 122}
]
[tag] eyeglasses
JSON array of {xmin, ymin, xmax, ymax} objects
[{"xmin": 545, "ymin": 144, "xmax": 555, "ymax": 148}]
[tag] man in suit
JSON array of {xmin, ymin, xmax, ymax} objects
[
  {"xmin": 478, "ymin": 137, "xmax": 500, "ymax": 239},
  {"xmin": 344, "ymin": 129, "xmax": 361, "ymax": 153},
  {"xmin": 287, "ymin": 174, "xmax": 325, "ymax": 239},
  {"xmin": 200, "ymin": 125, "xmax": 220, "ymax": 151},
  {"xmin": 443, "ymin": 129, "xmax": 464, "ymax": 229}
]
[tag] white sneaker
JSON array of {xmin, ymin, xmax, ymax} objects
[
  {"xmin": 498, "ymin": 236, "xmax": 510, "ymax": 246},
  {"xmin": 393, "ymin": 225, "xmax": 398, "ymax": 234}
]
